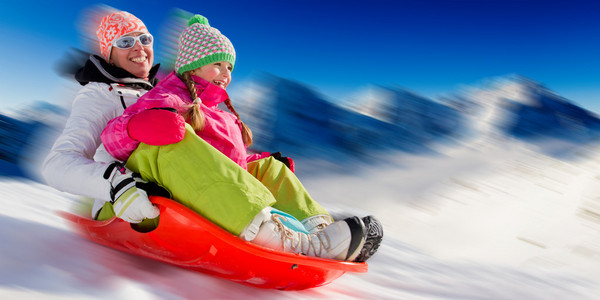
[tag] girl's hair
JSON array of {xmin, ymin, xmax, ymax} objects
[
  {"xmin": 181, "ymin": 71, "xmax": 205, "ymax": 131},
  {"xmin": 180, "ymin": 71, "xmax": 253, "ymax": 146},
  {"xmin": 224, "ymin": 97, "xmax": 253, "ymax": 147}
]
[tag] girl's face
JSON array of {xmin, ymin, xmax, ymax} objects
[
  {"xmin": 109, "ymin": 33, "xmax": 154, "ymax": 79},
  {"xmin": 190, "ymin": 61, "xmax": 232, "ymax": 90}
]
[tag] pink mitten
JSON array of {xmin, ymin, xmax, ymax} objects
[{"xmin": 128, "ymin": 108, "xmax": 186, "ymax": 145}]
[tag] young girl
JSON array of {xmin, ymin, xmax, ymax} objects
[
  {"xmin": 101, "ymin": 15, "xmax": 382, "ymax": 262},
  {"xmin": 43, "ymin": 10, "xmax": 166, "ymax": 224}
]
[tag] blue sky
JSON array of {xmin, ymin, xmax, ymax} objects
[{"xmin": 2, "ymin": 0, "xmax": 600, "ymax": 112}]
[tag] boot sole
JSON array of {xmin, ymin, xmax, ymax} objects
[
  {"xmin": 354, "ymin": 216, "xmax": 383, "ymax": 262},
  {"xmin": 343, "ymin": 216, "xmax": 366, "ymax": 261}
]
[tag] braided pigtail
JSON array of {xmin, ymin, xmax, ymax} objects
[
  {"xmin": 181, "ymin": 72, "xmax": 205, "ymax": 131},
  {"xmin": 224, "ymin": 98, "xmax": 253, "ymax": 147}
]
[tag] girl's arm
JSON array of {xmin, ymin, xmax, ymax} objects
[
  {"xmin": 246, "ymin": 152, "xmax": 271, "ymax": 163},
  {"xmin": 101, "ymin": 93, "xmax": 180, "ymax": 161}
]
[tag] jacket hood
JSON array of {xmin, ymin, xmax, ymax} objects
[{"xmin": 75, "ymin": 55, "xmax": 160, "ymax": 90}]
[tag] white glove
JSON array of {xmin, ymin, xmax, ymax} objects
[{"xmin": 104, "ymin": 162, "xmax": 160, "ymax": 223}]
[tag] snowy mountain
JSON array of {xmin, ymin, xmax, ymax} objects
[
  {"xmin": 235, "ymin": 74, "xmax": 347, "ymax": 158},
  {"xmin": 233, "ymin": 74, "xmax": 600, "ymax": 165},
  {"xmin": 0, "ymin": 102, "xmax": 68, "ymax": 179},
  {"xmin": 341, "ymin": 85, "xmax": 465, "ymax": 153},
  {"xmin": 235, "ymin": 74, "xmax": 465, "ymax": 167},
  {"xmin": 446, "ymin": 76, "xmax": 600, "ymax": 146}
]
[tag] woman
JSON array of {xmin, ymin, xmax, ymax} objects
[{"xmin": 43, "ymin": 10, "xmax": 163, "ymax": 223}]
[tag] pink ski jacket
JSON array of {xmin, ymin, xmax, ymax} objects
[{"xmin": 101, "ymin": 71, "xmax": 266, "ymax": 169}]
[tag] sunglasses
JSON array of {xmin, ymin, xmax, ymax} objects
[{"xmin": 113, "ymin": 33, "xmax": 153, "ymax": 49}]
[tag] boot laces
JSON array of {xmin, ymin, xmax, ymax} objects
[
  {"xmin": 312, "ymin": 231, "xmax": 329, "ymax": 257},
  {"xmin": 271, "ymin": 214, "xmax": 325, "ymax": 255},
  {"xmin": 272, "ymin": 214, "xmax": 335, "ymax": 257},
  {"xmin": 271, "ymin": 214, "xmax": 299, "ymax": 250},
  {"xmin": 314, "ymin": 223, "xmax": 328, "ymax": 232}
]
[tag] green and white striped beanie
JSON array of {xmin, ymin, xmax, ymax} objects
[{"xmin": 175, "ymin": 15, "xmax": 236, "ymax": 75}]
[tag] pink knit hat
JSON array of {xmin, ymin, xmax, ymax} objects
[{"xmin": 96, "ymin": 11, "xmax": 149, "ymax": 61}]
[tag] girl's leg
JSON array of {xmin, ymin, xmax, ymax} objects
[
  {"xmin": 121, "ymin": 125, "xmax": 377, "ymax": 262},
  {"xmin": 246, "ymin": 156, "xmax": 330, "ymax": 221},
  {"xmin": 125, "ymin": 124, "xmax": 275, "ymax": 235}
]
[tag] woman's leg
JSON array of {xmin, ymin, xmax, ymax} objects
[
  {"xmin": 246, "ymin": 156, "xmax": 330, "ymax": 221},
  {"xmin": 125, "ymin": 124, "xmax": 275, "ymax": 235}
]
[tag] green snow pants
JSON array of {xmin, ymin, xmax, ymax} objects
[{"xmin": 100, "ymin": 124, "xmax": 329, "ymax": 235}]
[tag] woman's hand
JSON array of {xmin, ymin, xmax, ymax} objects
[{"xmin": 128, "ymin": 108, "xmax": 186, "ymax": 145}]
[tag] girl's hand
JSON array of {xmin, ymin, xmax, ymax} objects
[{"xmin": 270, "ymin": 152, "xmax": 295, "ymax": 173}]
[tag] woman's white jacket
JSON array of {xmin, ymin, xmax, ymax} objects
[
  {"xmin": 42, "ymin": 55, "xmax": 157, "ymax": 210},
  {"xmin": 43, "ymin": 82, "xmax": 146, "ymax": 200}
]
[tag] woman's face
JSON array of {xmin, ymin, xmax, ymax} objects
[
  {"xmin": 190, "ymin": 61, "xmax": 233, "ymax": 89},
  {"xmin": 109, "ymin": 32, "xmax": 154, "ymax": 79}
]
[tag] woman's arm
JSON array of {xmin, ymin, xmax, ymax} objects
[{"xmin": 42, "ymin": 83, "xmax": 117, "ymax": 199}]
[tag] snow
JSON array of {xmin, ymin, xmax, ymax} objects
[{"xmin": 2, "ymin": 138, "xmax": 600, "ymax": 299}]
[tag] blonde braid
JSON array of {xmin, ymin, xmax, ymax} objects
[
  {"xmin": 181, "ymin": 72, "xmax": 205, "ymax": 131},
  {"xmin": 224, "ymin": 98, "xmax": 253, "ymax": 147}
]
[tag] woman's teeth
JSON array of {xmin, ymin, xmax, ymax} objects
[{"xmin": 130, "ymin": 57, "xmax": 147, "ymax": 63}]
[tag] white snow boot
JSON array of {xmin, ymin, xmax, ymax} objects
[{"xmin": 240, "ymin": 207, "xmax": 366, "ymax": 261}]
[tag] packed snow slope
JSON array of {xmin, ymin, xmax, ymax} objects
[{"xmin": 1, "ymin": 75, "xmax": 600, "ymax": 299}]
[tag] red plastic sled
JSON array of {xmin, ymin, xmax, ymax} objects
[{"xmin": 59, "ymin": 196, "xmax": 368, "ymax": 290}]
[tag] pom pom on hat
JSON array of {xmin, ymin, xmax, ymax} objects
[
  {"xmin": 188, "ymin": 14, "xmax": 209, "ymax": 26},
  {"xmin": 175, "ymin": 14, "xmax": 236, "ymax": 74}
]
